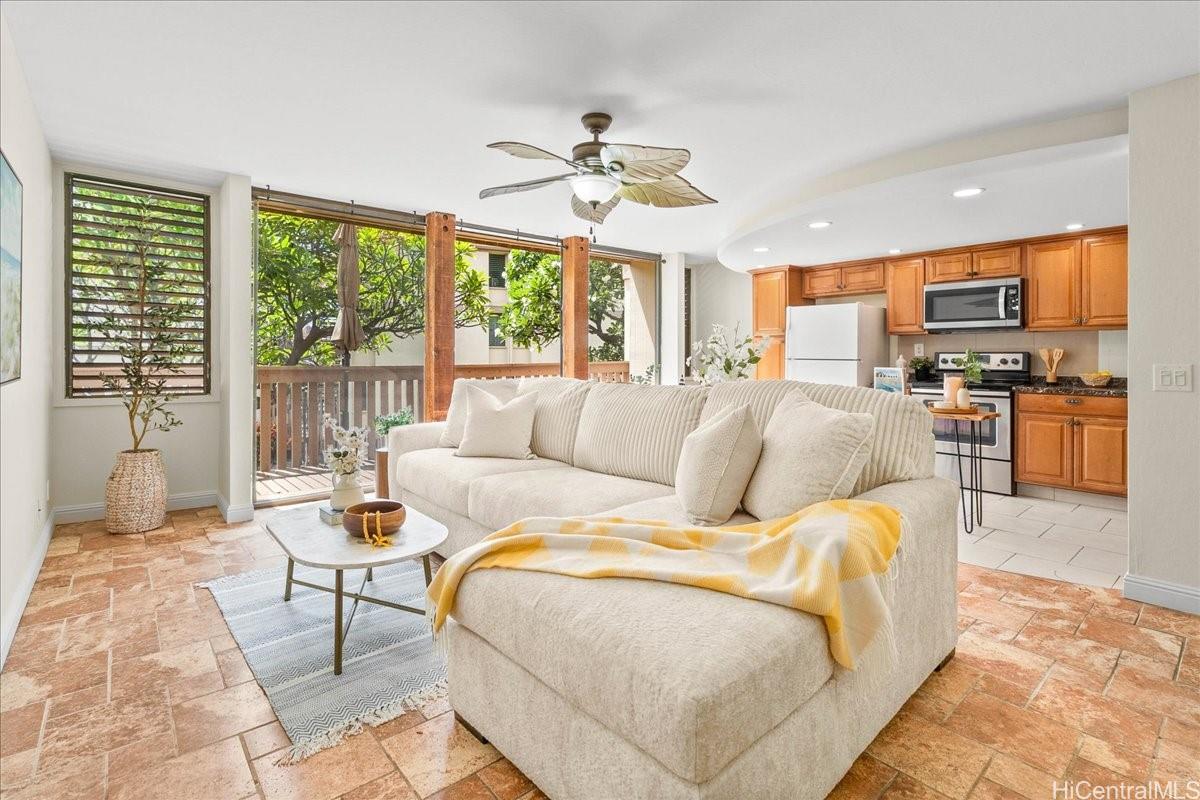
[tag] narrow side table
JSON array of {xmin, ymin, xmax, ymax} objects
[
  {"xmin": 375, "ymin": 448, "xmax": 389, "ymax": 498},
  {"xmin": 929, "ymin": 408, "xmax": 1001, "ymax": 534}
]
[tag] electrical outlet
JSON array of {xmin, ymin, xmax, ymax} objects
[
  {"xmin": 1153, "ymin": 363, "xmax": 1193, "ymax": 392},
  {"xmin": 913, "ymin": 343, "xmax": 925, "ymax": 357}
]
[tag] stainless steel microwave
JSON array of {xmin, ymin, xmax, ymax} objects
[{"xmin": 924, "ymin": 277, "xmax": 1022, "ymax": 331}]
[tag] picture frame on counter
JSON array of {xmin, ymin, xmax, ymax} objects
[{"xmin": 873, "ymin": 367, "xmax": 905, "ymax": 394}]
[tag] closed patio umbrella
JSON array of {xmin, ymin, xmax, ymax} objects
[{"xmin": 331, "ymin": 222, "xmax": 366, "ymax": 353}]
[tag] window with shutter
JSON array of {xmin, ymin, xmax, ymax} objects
[
  {"xmin": 65, "ymin": 175, "xmax": 210, "ymax": 397},
  {"xmin": 488, "ymin": 252, "xmax": 507, "ymax": 288}
]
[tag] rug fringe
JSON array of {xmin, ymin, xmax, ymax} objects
[{"xmin": 275, "ymin": 678, "xmax": 449, "ymax": 765}]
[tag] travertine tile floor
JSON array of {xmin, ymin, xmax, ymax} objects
[
  {"xmin": 959, "ymin": 493, "xmax": 1131, "ymax": 589},
  {"xmin": 1, "ymin": 507, "xmax": 1196, "ymax": 800}
]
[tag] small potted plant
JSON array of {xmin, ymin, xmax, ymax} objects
[
  {"xmin": 909, "ymin": 355, "xmax": 935, "ymax": 382},
  {"xmin": 951, "ymin": 349, "xmax": 984, "ymax": 407},
  {"xmin": 374, "ymin": 407, "xmax": 414, "ymax": 445},
  {"xmin": 687, "ymin": 323, "xmax": 769, "ymax": 385}
]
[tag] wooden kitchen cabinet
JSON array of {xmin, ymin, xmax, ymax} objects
[
  {"xmin": 1026, "ymin": 234, "xmax": 1127, "ymax": 331},
  {"xmin": 885, "ymin": 257, "xmax": 925, "ymax": 334},
  {"xmin": 1016, "ymin": 393, "xmax": 1127, "ymax": 496},
  {"xmin": 973, "ymin": 246, "xmax": 1022, "ymax": 279},
  {"xmin": 1073, "ymin": 417, "xmax": 1128, "ymax": 494},
  {"xmin": 1080, "ymin": 234, "xmax": 1128, "ymax": 328},
  {"xmin": 750, "ymin": 267, "xmax": 807, "ymax": 378},
  {"xmin": 1016, "ymin": 412, "xmax": 1074, "ymax": 488},
  {"xmin": 925, "ymin": 252, "xmax": 973, "ymax": 284},
  {"xmin": 801, "ymin": 267, "xmax": 842, "ymax": 298},
  {"xmin": 800, "ymin": 262, "xmax": 884, "ymax": 298},
  {"xmin": 841, "ymin": 263, "xmax": 885, "ymax": 293}
]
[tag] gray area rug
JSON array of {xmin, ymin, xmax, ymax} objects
[{"xmin": 202, "ymin": 561, "xmax": 446, "ymax": 761}]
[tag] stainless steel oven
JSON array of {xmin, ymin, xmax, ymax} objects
[
  {"xmin": 924, "ymin": 277, "xmax": 1021, "ymax": 331},
  {"xmin": 910, "ymin": 387, "xmax": 1015, "ymax": 496}
]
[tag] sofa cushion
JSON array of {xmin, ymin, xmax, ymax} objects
[
  {"xmin": 438, "ymin": 378, "xmax": 520, "ymax": 448},
  {"xmin": 674, "ymin": 404, "xmax": 762, "ymax": 525},
  {"xmin": 742, "ymin": 394, "xmax": 875, "ymax": 520},
  {"xmin": 797, "ymin": 382, "xmax": 935, "ymax": 494},
  {"xmin": 449, "ymin": 568, "xmax": 835, "ymax": 784},
  {"xmin": 697, "ymin": 379, "xmax": 807, "ymax": 435},
  {"xmin": 572, "ymin": 383, "xmax": 709, "ymax": 485},
  {"xmin": 468, "ymin": 467, "xmax": 671, "ymax": 530},
  {"xmin": 516, "ymin": 377, "xmax": 592, "ymax": 463},
  {"xmin": 395, "ymin": 448, "xmax": 566, "ymax": 512},
  {"xmin": 597, "ymin": 494, "xmax": 758, "ymax": 527},
  {"xmin": 456, "ymin": 386, "xmax": 537, "ymax": 459}
]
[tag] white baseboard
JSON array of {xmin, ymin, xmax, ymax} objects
[
  {"xmin": 53, "ymin": 490, "xmax": 220, "ymax": 524},
  {"xmin": 217, "ymin": 492, "xmax": 255, "ymax": 523},
  {"xmin": 1123, "ymin": 573, "xmax": 1200, "ymax": 614},
  {"xmin": 0, "ymin": 512, "xmax": 54, "ymax": 670}
]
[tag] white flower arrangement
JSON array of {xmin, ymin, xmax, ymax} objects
[
  {"xmin": 323, "ymin": 414, "xmax": 369, "ymax": 476},
  {"xmin": 687, "ymin": 323, "xmax": 770, "ymax": 385}
]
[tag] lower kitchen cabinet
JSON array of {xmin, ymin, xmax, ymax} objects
[
  {"xmin": 756, "ymin": 335, "xmax": 786, "ymax": 379},
  {"xmin": 1015, "ymin": 393, "xmax": 1127, "ymax": 496}
]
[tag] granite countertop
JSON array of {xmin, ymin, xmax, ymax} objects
[{"xmin": 1013, "ymin": 376, "xmax": 1128, "ymax": 397}]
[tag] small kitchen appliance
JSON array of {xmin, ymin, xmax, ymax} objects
[{"xmin": 909, "ymin": 350, "xmax": 1031, "ymax": 496}]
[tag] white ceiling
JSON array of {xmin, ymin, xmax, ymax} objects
[{"xmin": 4, "ymin": 1, "xmax": 1198, "ymax": 262}]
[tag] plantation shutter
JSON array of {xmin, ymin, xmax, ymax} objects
[
  {"xmin": 66, "ymin": 175, "xmax": 210, "ymax": 397},
  {"xmin": 488, "ymin": 252, "xmax": 507, "ymax": 288}
]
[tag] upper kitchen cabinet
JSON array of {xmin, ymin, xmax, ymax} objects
[
  {"xmin": 925, "ymin": 252, "xmax": 972, "ymax": 283},
  {"xmin": 1080, "ymin": 233, "xmax": 1128, "ymax": 328},
  {"xmin": 885, "ymin": 257, "xmax": 925, "ymax": 334},
  {"xmin": 1026, "ymin": 232, "xmax": 1127, "ymax": 331},
  {"xmin": 801, "ymin": 262, "xmax": 884, "ymax": 298},
  {"xmin": 751, "ymin": 267, "xmax": 808, "ymax": 378},
  {"xmin": 972, "ymin": 245, "xmax": 1022, "ymax": 279}
]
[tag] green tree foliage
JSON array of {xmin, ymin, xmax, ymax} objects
[
  {"xmin": 497, "ymin": 250, "xmax": 626, "ymax": 362},
  {"xmin": 256, "ymin": 212, "xmax": 489, "ymax": 365}
]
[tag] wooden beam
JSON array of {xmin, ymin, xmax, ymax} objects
[
  {"xmin": 424, "ymin": 212, "xmax": 456, "ymax": 421},
  {"xmin": 561, "ymin": 236, "xmax": 590, "ymax": 379}
]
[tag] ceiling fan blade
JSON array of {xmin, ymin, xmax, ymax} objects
[
  {"xmin": 487, "ymin": 141, "xmax": 582, "ymax": 168},
  {"xmin": 571, "ymin": 194, "xmax": 620, "ymax": 224},
  {"xmin": 479, "ymin": 173, "xmax": 575, "ymax": 200},
  {"xmin": 617, "ymin": 174, "xmax": 716, "ymax": 208},
  {"xmin": 601, "ymin": 144, "xmax": 691, "ymax": 183}
]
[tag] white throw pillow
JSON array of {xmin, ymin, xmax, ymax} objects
[
  {"xmin": 456, "ymin": 385, "xmax": 538, "ymax": 459},
  {"xmin": 674, "ymin": 404, "xmax": 763, "ymax": 526},
  {"xmin": 438, "ymin": 379, "xmax": 519, "ymax": 448},
  {"xmin": 741, "ymin": 393, "xmax": 875, "ymax": 520}
]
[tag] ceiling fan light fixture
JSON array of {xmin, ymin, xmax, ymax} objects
[{"xmin": 570, "ymin": 173, "xmax": 621, "ymax": 205}]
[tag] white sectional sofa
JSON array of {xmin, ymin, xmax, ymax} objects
[{"xmin": 388, "ymin": 377, "xmax": 958, "ymax": 800}]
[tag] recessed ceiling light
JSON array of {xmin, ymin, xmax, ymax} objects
[
  {"xmin": 952, "ymin": 187, "xmax": 985, "ymax": 198},
  {"xmin": 1065, "ymin": 222, "xmax": 1084, "ymax": 231},
  {"xmin": 808, "ymin": 221, "xmax": 832, "ymax": 229},
  {"xmin": 754, "ymin": 264, "xmax": 766, "ymax": 269},
  {"xmin": 752, "ymin": 246, "xmax": 770, "ymax": 253},
  {"xmin": 888, "ymin": 249, "xmax": 902, "ymax": 255}
]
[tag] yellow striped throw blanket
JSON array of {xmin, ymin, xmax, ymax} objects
[{"xmin": 427, "ymin": 499, "xmax": 903, "ymax": 669}]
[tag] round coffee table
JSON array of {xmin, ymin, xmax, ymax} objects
[{"xmin": 265, "ymin": 504, "xmax": 448, "ymax": 675}]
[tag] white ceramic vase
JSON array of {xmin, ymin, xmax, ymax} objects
[
  {"xmin": 330, "ymin": 470, "xmax": 365, "ymax": 511},
  {"xmin": 956, "ymin": 387, "xmax": 972, "ymax": 408}
]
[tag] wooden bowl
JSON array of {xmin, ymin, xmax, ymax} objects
[
  {"xmin": 1079, "ymin": 372, "xmax": 1113, "ymax": 387},
  {"xmin": 343, "ymin": 500, "xmax": 406, "ymax": 539}
]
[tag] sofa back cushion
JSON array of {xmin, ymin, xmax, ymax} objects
[
  {"xmin": 796, "ymin": 382, "xmax": 935, "ymax": 494},
  {"xmin": 573, "ymin": 383, "xmax": 709, "ymax": 485},
  {"xmin": 698, "ymin": 379, "xmax": 807, "ymax": 435},
  {"xmin": 438, "ymin": 378, "xmax": 519, "ymax": 448},
  {"xmin": 516, "ymin": 377, "xmax": 593, "ymax": 463}
]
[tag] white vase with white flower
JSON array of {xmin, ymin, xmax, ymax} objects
[{"xmin": 324, "ymin": 415, "xmax": 370, "ymax": 511}]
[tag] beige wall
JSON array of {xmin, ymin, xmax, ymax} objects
[
  {"xmin": 689, "ymin": 261, "xmax": 753, "ymax": 362},
  {"xmin": 0, "ymin": 14, "xmax": 55, "ymax": 664},
  {"xmin": 1125, "ymin": 74, "xmax": 1200, "ymax": 612}
]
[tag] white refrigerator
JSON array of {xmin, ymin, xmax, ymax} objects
[{"xmin": 784, "ymin": 303, "xmax": 888, "ymax": 387}]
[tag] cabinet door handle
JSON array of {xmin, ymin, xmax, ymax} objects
[{"xmin": 1065, "ymin": 399, "xmax": 1082, "ymax": 406}]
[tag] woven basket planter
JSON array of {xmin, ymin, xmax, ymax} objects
[{"xmin": 105, "ymin": 449, "xmax": 168, "ymax": 534}]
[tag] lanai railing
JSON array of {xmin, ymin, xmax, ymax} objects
[{"xmin": 254, "ymin": 361, "xmax": 630, "ymax": 503}]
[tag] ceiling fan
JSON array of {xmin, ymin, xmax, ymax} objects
[{"xmin": 479, "ymin": 112, "xmax": 716, "ymax": 225}]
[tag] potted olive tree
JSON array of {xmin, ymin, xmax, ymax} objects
[{"xmin": 99, "ymin": 198, "xmax": 185, "ymax": 533}]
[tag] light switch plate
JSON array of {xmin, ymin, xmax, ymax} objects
[{"xmin": 1153, "ymin": 363, "xmax": 1193, "ymax": 392}]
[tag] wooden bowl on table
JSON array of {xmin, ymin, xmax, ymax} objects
[{"xmin": 342, "ymin": 500, "xmax": 406, "ymax": 539}]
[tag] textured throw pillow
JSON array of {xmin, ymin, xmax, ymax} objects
[
  {"xmin": 516, "ymin": 377, "xmax": 593, "ymax": 463},
  {"xmin": 456, "ymin": 385, "xmax": 537, "ymax": 459},
  {"xmin": 742, "ymin": 393, "xmax": 875, "ymax": 520},
  {"xmin": 438, "ymin": 379, "xmax": 519, "ymax": 448},
  {"xmin": 674, "ymin": 404, "xmax": 763, "ymax": 526}
]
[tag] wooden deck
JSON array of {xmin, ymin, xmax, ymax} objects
[{"xmin": 255, "ymin": 465, "xmax": 377, "ymax": 507}]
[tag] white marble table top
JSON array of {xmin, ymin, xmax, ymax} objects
[{"xmin": 266, "ymin": 505, "xmax": 448, "ymax": 570}]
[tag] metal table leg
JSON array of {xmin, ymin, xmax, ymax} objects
[
  {"xmin": 952, "ymin": 421, "xmax": 973, "ymax": 533},
  {"xmin": 423, "ymin": 555, "xmax": 433, "ymax": 586},
  {"xmin": 283, "ymin": 559, "xmax": 294, "ymax": 601},
  {"xmin": 333, "ymin": 569, "xmax": 343, "ymax": 675},
  {"xmin": 971, "ymin": 421, "xmax": 984, "ymax": 527}
]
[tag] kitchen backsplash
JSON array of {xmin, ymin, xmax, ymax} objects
[{"xmin": 894, "ymin": 329, "xmax": 1128, "ymax": 377}]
